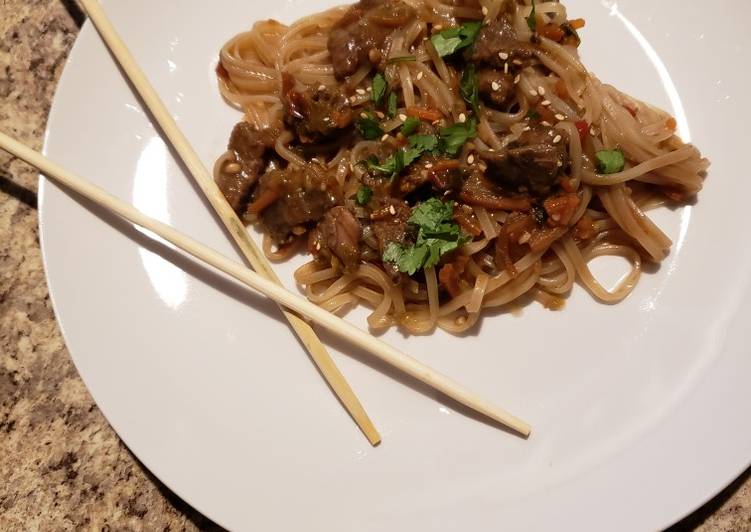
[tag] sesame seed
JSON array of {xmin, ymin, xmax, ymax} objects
[
  {"xmin": 224, "ymin": 162, "xmax": 241, "ymax": 174},
  {"xmin": 434, "ymin": 24, "xmax": 443, "ymax": 31},
  {"xmin": 557, "ymin": 161, "xmax": 563, "ymax": 167},
  {"xmin": 356, "ymin": 88, "xmax": 366, "ymax": 95},
  {"xmin": 491, "ymin": 81, "xmax": 500, "ymax": 91},
  {"xmin": 366, "ymin": 86, "xmax": 372, "ymax": 92},
  {"xmin": 548, "ymin": 130, "xmax": 554, "ymax": 136},
  {"xmin": 482, "ymin": 6, "xmax": 488, "ymax": 15},
  {"xmin": 555, "ymin": 113, "xmax": 566, "ymax": 121},
  {"xmin": 590, "ymin": 127, "xmax": 597, "ymax": 136},
  {"xmin": 389, "ymin": 205, "xmax": 396, "ymax": 215},
  {"xmin": 444, "ymin": 190, "xmax": 451, "ymax": 196},
  {"xmin": 315, "ymin": 242, "xmax": 321, "ymax": 251},
  {"xmin": 518, "ymin": 232, "xmax": 531, "ymax": 245},
  {"xmin": 513, "ymin": 59, "xmax": 523, "ymax": 66},
  {"xmin": 349, "ymin": 96, "xmax": 357, "ymax": 104},
  {"xmin": 504, "ymin": 62, "xmax": 509, "ymax": 74},
  {"xmin": 541, "ymin": 121, "xmax": 552, "ymax": 127},
  {"xmin": 514, "ymin": 74, "xmax": 521, "ymax": 84},
  {"xmin": 376, "ymin": 111, "xmax": 385, "ymax": 119},
  {"xmin": 478, "ymin": 162, "xmax": 488, "ymax": 171},
  {"xmin": 538, "ymin": 86, "xmax": 546, "ymax": 96},
  {"xmin": 459, "ymin": 113, "xmax": 467, "ymax": 123},
  {"xmin": 551, "ymin": 214, "xmax": 561, "ymax": 222},
  {"xmin": 541, "ymin": 100, "xmax": 551, "ymax": 106},
  {"xmin": 270, "ymin": 244, "xmax": 278, "ymax": 253},
  {"xmin": 398, "ymin": 113, "xmax": 407, "ymax": 121},
  {"xmin": 499, "ymin": 52, "xmax": 509, "ymax": 60},
  {"xmin": 553, "ymin": 134, "xmax": 562, "ymax": 144},
  {"xmin": 318, "ymin": 85, "xmax": 326, "ymax": 91},
  {"xmin": 529, "ymin": 89, "xmax": 538, "ymax": 97},
  {"xmin": 381, "ymin": 134, "xmax": 390, "ymax": 142},
  {"xmin": 467, "ymin": 154, "xmax": 475, "ymax": 164},
  {"xmin": 425, "ymin": 163, "xmax": 433, "ymax": 168},
  {"xmin": 360, "ymin": 112, "xmax": 368, "ymax": 119},
  {"xmin": 416, "ymin": 71, "xmax": 424, "ymax": 80},
  {"xmin": 523, "ymin": 126, "xmax": 531, "ymax": 131}
]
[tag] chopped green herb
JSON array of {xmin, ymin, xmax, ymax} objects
[
  {"xmin": 439, "ymin": 117, "xmax": 477, "ymax": 157},
  {"xmin": 400, "ymin": 116, "xmax": 420, "ymax": 136},
  {"xmin": 595, "ymin": 149, "xmax": 626, "ymax": 174},
  {"xmin": 386, "ymin": 55, "xmax": 416, "ymax": 64},
  {"xmin": 527, "ymin": 0, "xmax": 537, "ymax": 32},
  {"xmin": 430, "ymin": 21, "xmax": 482, "ymax": 58},
  {"xmin": 409, "ymin": 197, "xmax": 455, "ymax": 232},
  {"xmin": 362, "ymin": 133, "xmax": 436, "ymax": 178},
  {"xmin": 408, "ymin": 134, "xmax": 439, "ymax": 154},
  {"xmin": 460, "ymin": 65, "xmax": 480, "ymax": 115},
  {"xmin": 382, "ymin": 198, "xmax": 469, "ymax": 275},
  {"xmin": 387, "ymin": 92, "xmax": 398, "ymax": 118},
  {"xmin": 356, "ymin": 113, "xmax": 383, "ymax": 140},
  {"xmin": 372, "ymin": 73, "xmax": 387, "ymax": 106},
  {"xmin": 355, "ymin": 185, "xmax": 373, "ymax": 205},
  {"xmin": 526, "ymin": 109, "xmax": 541, "ymax": 120}
]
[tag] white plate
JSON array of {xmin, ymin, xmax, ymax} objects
[{"xmin": 40, "ymin": 1, "xmax": 751, "ymax": 530}]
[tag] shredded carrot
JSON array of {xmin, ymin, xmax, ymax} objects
[
  {"xmin": 216, "ymin": 61, "xmax": 229, "ymax": 81},
  {"xmin": 569, "ymin": 18, "xmax": 586, "ymax": 30},
  {"xmin": 433, "ymin": 159, "xmax": 461, "ymax": 171},
  {"xmin": 454, "ymin": 211, "xmax": 483, "ymax": 237},
  {"xmin": 538, "ymin": 23, "xmax": 565, "ymax": 42},
  {"xmin": 406, "ymin": 106, "xmax": 443, "ymax": 122},
  {"xmin": 574, "ymin": 214, "xmax": 597, "ymax": 241},
  {"xmin": 666, "ymin": 117, "xmax": 677, "ymax": 131},
  {"xmin": 247, "ymin": 187, "xmax": 280, "ymax": 214},
  {"xmin": 560, "ymin": 177, "xmax": 578, "ymax": 193},
  {"xmin": 555, "ymin": 78, "xmax": 570, "ymax": 99}
]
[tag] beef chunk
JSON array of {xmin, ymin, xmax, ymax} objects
[
  {"xmin": 481, "ymin": 125, "xmax": 568, "ymax": 197},
  {"xmin": 459, "ymin": 166, "xmax": 532, "ymax": 211},
  {"xmin": 248, "ymin": 163, "xmax": 341, "ymax": 242},
  {"xmin": 283, "ymin": 74, "xmax": 353, "ymax": 143},
  {"xmin": 369, "ymin": 198, "xmax": 412, "ymax": 254},
  {"xmin": 477, "ymin": 68, "xmax": 515, "ymax": 109},
  {"xmin": 216, "ymin": 121, "xmax": 273, "ymax": 212},
  {"xmin": 471, "ymin": 17, "xmax": 536, "ymax": 68},
  {"xmin": 327, "ymin": 0, "xmax": 416, "ymax": 78},
  {"xmin": 312, "ymin": 206, "xmax": 362, "ymax": 270}
]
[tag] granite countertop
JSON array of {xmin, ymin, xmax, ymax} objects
[{"xmin": 0, "ymin": 1, "xmax": 749, "ymax": 530}]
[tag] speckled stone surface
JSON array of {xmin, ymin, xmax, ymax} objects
[{"xmin": 0, "ymin": 2, "xmax": 748, "ymax": 531}]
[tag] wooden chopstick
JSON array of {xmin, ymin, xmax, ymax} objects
[
  {"xmin": 1, "ymin": 132, "xmax": 532, "ymax": 437},
  {"xmin": 77, "ymin": 0, "xmax": 380, "ymax": 445}
]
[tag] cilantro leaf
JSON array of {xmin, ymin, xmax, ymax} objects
[
  {"xmin": 363, "ymin": 134, "xmax": 437, "ymax": 178},
  {"xmin": 372, "ymin": 73, "xmax": 387, "ymax": 106},
  {"xmin": 596, "ymin": 149, "xmax": 626, "ymax": 174},
  {"xmin": 430, "ymin": 22, "xmax": 482, "ymax": 58},
  {"xmin": 356, "ymin": 113, "xmax": 383, "ymax": 140},
  {"xmin": 460, "ymin": 64, "xmax": 480, "ymax": 115},
  {"xmin": 355, "ymin": 185, "xmax": 373, "ymax": 205},
  {"xmin": 382, "ymin": 199, "xmax": 469, "ymax": 275},
  {"xmin": 383, "ymin": 242, "xmax": 428, "ymax": 276},
  {"xmin": 387, "ymin": 92, "xmax": 398, "ymax": 118},
  {"xmin": 363, "ymin": 154, "xmax": 396, "ymax": 174},
  {"xmin": 439, "ymin": 117, "xmax": 477, "ymax": 156},
  {"xmin": 409, "ymin": 198, "xmax": 455, "ymax": 233},
  {"xmin": 401, "ymin": 116, "xmax": 420, "ymax": 136},
  {"xmin": 408, "ymin": 134, "xmax": 439, "ymax": 153},
  {"xmin": 527, "ymin": 0, "xmax": 537, "ymax": 32}
]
